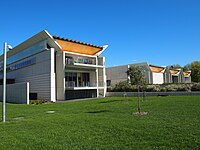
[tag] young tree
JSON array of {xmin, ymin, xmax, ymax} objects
[{"xmin": 127, "ymin": 66, "xmax": 146, "ymax": 114}]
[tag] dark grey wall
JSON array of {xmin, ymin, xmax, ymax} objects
[{"xmin": 0, "ymin": 82, "xmax": 29, "ymax": 104}]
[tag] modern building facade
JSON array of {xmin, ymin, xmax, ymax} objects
[
  {"xmin": 0, "ymin": 30, "xmax": 108, "ymax": 102},
  {"xmin": 183, "ymin": 71, "xmax": 192, "ymax": 83},
  {"xmin": 106, "ymin": 62, "xmax": 191, "ymax": 87},
  {"xmin": 164, "ymin": 67, "xmax": 192, "ymax": 83}
]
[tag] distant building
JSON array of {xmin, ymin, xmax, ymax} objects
[
  {"xmin": 183, "ymin": 71, "xmax": 192, "ymax": 83},
  {"xmin": 164, "ymin": 67, "xmax": 192, "ymax": 83},
  {"xmin": 148, "ymin": 64, "xmax": 166, "ymax": 84},
  {"xmin": 106, "ymin": 65, "xmax": 129, "ymax": 86},
  {"xmin": 164, "ymin": 68, "xmax": 182, "ymax": 83},
  {"xmin": 106, "ymin": 62, "xmax": 191, "ymax": 87},
  {"xmin": 106, "ymin": 62, "xmax": 166, "ymax": 86}
]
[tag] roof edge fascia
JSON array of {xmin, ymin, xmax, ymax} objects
[
  {"xmin": 96, "ymin": 45, "xmax": 108, "ymax": 56},
  {"xmin": 63, "ymin": 51, "xmax": 97, "ymax": 58},
  {"xmin": 44, "ymin": 30, "xmax": 62, "ymax": 50}
]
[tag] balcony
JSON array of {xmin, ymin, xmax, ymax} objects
[
  {"xmin": 65, "ymin": 81, "xmax": 104, "ymax": 89},
  {"xmin": 65, "ymin": 56, "xmax": 104, "ymax": 68},
  {"xmin": 66, "ymin": 56, "xmax": 95, "ymax": 65},
  {"xmin": 65, "ymin": 81, "xmax": 98, "ymax": 90}
]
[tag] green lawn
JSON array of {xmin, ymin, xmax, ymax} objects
[{"xmin": 0, "ymin": 96, "xmax": 200, "ymax": 150}]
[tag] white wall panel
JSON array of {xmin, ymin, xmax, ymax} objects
[{"xmin": 152, "ymin": 72, "xmax": 164, "ymax": 84}]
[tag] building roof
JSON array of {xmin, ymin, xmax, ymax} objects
[
  {"xmin": 0, "ymin": 30, "xmax": 107, "ymax": 62},
  {"xmin": 0, "ymin": 30, "xmax": 61, "ymax": 62},
  {"xmin": 53, "ymin": 36, "xmax": 103, "ymax": 49},
  {"xmin": 170, "ymin": 69, "xmax": 181, "ymax": 75},
  {"xmin": 183, "ymin": 71, "xmax": 191, "ymax": 77},
  {"xmin": 149, "ymin": 64, "xmax": 166, "ymax": 73},
  {"xmin": 53, "ymin": 36, "xmax": 105, "ymax": 55}
]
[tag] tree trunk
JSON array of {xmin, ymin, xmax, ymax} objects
[
  {"xmin": 142, "ymin": 89, "xmax": 146, "ymax": 101},
  {"xmin": 137, "ymin": 87, "xmax": 141, "ymax": 113}
]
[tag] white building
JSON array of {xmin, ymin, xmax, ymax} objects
[
  {"xmin": 149, "ymin": 64, "xmax": 166, "ymax": 84},
  {"xmin": 0, "ymin": 30, "xmax": 108, "ymax": 102}
]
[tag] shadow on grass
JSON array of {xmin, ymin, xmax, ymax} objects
[
  {"xmin": 86, "ymin": 110, "xmax": 110, "ymax": 114},
  {"xmin": 99, "ymin": 100, "xmax": 119, "ymax": 104}
]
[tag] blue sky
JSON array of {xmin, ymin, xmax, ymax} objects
[{"xmin": 0, "ymin": 0, "xmax": 200, "ymax": 67}]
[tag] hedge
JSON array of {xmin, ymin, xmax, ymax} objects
[{"xmin": 109, "ymin": 81, "xmax": 200, "ymax": 92}]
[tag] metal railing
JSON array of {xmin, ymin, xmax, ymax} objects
[
  {"xmin": 66, "ymin": 57, "xmax": 97, "ymax": 65},
  {"xmin": 65, "ymin": 81, "xmax": 97, "ymax": 88}
]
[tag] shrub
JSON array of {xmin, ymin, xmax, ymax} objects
[
  {"xmin": 160, "ymin": 87, "xmax": 167, "ymax": 92},
  {"xmin": 176, "ymin": 84, "xmax": 191, "ymax": 91},
  {"xmin": 191, "ymin": 83, "xmax": 200, "ymax": 91},
  {"xmin": 165, "ymin": 84, "xmax": 178, "ymax": 91},
  {"xmin": 111, "ymin": 81, "xmax": 138, "ymax": 92},
  {"xmin": 30, "ymin": 100, "xmax": 49, "ymax": 105},
  {"xmin": 145, "ymin": 85, "xmax": 160, "ymax": 92},
  {"xmin": 110, "ymin": 82, "xmax": 199, "ymax": 92}
]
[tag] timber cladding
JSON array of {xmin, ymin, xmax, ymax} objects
[
  {"xmin": 56, "ymin": 39, "xmax": 102, "ymax": 55},
  {"xmin": 149, "ymin": 66, "xmax": 165, "ymax": 73}
]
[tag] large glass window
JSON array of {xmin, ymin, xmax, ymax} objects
[
  {"xmin": 65, "ymin": 72, "xmax": 77, "ymax": 87},
  {"xmin": 0, "ymin": 58, "xmax": 36, "ymax": 74},
  {"xmin": 78, "ymin": 73, "xmax": 89, "ymax": 87},
  {"xmin": 172, "ymin": 76, "xmax": 178, "ymax": 83},
  {"xmin": 0, "ymin": 40, "xmax": 46, "ymax": 66},
  {"xmin": 65, "ymin": 72, "xmax": 90, "ymax": 87}
]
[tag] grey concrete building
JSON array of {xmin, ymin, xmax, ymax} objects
[
  {"xmin": 106, "ymin": 62, "xmax": 166, "ymax": 86},
  {"xmin": 164, "ymin": 67, "xmax": 192, "ymax": 83},
  {"xmin": 106, "ymin": 62, "xmax": 191, "ymax": 87},
  {"xmin": 183, "ymin": 71, "xmax": 192, "ymax": 83},
  {"xmin": 0, "ymin": 30, "xmax": 108, "ymax": 102}
]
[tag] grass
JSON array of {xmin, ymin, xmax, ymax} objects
[{"xmin": 0, "ymin": 96, "xmax": 200, "ymax": 150}]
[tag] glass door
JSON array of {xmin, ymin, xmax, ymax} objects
[{"xmin": 78, "ymin": 73, "xmax": 90, "ymax": 87}]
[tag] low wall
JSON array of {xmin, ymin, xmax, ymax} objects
[
  {"xmin": 0, "ymin": 82, "xmax": 29, "ymax": 104},
  {"xmin": 106, "ymin": 91, "xmax": 200, "ymax": 97}
]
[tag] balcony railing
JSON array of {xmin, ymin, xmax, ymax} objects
[
  {"xmin": 74, "ymin": 58, "xmax": 95, "ymax": 65},
  {"xmin": 65, "ymin": 81, "xmax": 105, "ymax": 89},
  {"xmin": 65, "ymin": 81, "xmax": 97, "ymax": 88},
  {"xmin": 66, "ymin": 57, "xmax": 96, "ymax": 66}
]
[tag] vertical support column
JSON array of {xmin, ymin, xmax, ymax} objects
[
  {"xmin": 50, "ymin": 48, "xmax": 56, "ymax": 102},
  {"xmin": 96, "ymin": 56, "xmax": 99, "ymax": 97},
  {"xmin": 170, "ymin": 74, "xmax": 172, "ymax": 83},
  {"xmin": 148, "ymin": 71, "xmax": 151, "ymax": 84},
  {"xmin": 56, "ymin": 51, "xmax": 65, "ymax": 100},
  {"xmin": 179, "ymin": 71, "xmax": 182, "ymax": 83},
  {"xmin": 164, "ymin": 72, "xmax": 166, "ymax": 83},
  {"xmin": 169, "ymin": 74, "xmax": 171, "ymax": 83},
  {"xmin": 103, "ymin": 57, "xmax": 106, "ymax": 97}
]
